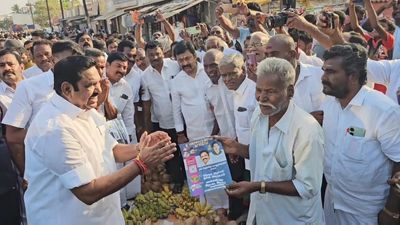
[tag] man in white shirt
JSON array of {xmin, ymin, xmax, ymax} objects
[
  {"xmin": 266, "ymin": 34, "xmax": 325, "ymax": 124},
  {"xmin": 220, "ymin": 57, "xmax": 325, "ymax": 225},
  {"xmin": 0, "ymin": 48, "xmax": 25, "ymax": 225},
  {"xmin": 117, "ymin": 40, "xmax": 137, "ymax": 75},
  {"xmin": 321, "ymin": 44, "xmax": 400, "ymax": 225},
  {"xmin": 3, "ymin": 41, "xmax": 84, "ymax": 179},
  {"xmin": 125, "ymin": 48, "xmax": 148, "ymax": 105},
  {"xmin": 23, "ymin": 40, "xmax": 53, "ymax": 79},
  {"xmin": 0, "ymin": 49, "xmax": 24, "ymax": 115},
  {"xmin": 141, "ymin": 41, "xmax": 184, "ymax": 189},
  {"xmin": 203, "ymin": 36, "xmax": 241, "ymax": 59},
  {"xmin": 218, "ymin": 53, "xmax": 256, "ymax": 220},
  {"xmin": 85, "ymin": 48, "xmax": 116, "ymax": 120},
  {"xmin": 125, "ymin": 48, "xmax": 149, "ymax": 136},
  {"xmin": 203, "ymin": 49, "xmax": 232, "ymax": 219},
  {"xmin": 367, "ymin": 58, "xmax": 400, "ymax": 104},
  {"xmin": 171, "ymin": 41, "xmax": 214, "ymax": 143},
  {"xmin": 105, "ymin": 52, "xmax": 135, "ymax": 140},
  {"xmin": 24, "ymin": 55, "xmax": 176, "ymax": 225},
  {"xmin": 204, "ymin": 49, "xmax": 236, "ymax": 139}
]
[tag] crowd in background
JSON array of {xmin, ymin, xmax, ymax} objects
[{"xmin": 1, "ymin": 0, "xmax": 400, "ymax": 224}]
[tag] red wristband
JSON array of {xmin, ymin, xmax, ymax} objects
[{"xmin": 134, "ymin": 158, "xmax": 148, "ymax": 175}]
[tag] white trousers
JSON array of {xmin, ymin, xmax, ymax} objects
[{"xmin": 324, "ymin": 185, "xmax": 378, "ymax": 225}]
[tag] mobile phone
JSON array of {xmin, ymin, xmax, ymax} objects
[
  {"xmin": 185, "ymin": 26, "xmax": 201, "ymax": 35},
  {"xmin": 322, "ymin": 11, "xmax": 335, "ymax": 29},
  {"xmin": 247, "ymin": 53, "xmax": 257, "ymax": 66},
  {"xmin": 141, "ymin": 15, "xmax": 156, "ymax": 23},
  {"xmin": 221, "ymin": 4, "xmax": 239, "ymax": 14}
]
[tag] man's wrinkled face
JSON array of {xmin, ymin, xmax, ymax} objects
[
  {"xmin": 0, "ymin": 53, "xmax": 24, "ymax": 88},
  {"xmin": 220, "ymin": 64, "xmax": 244, "ymax": 90},
  {"xmin": 176, "ymin": 50, "xmax": 197, "ymax": 75},
  {"xmin": 321, "ymin": 57, "xmax": 351, "ymax": 98},
  {"xmin": 203, "ymin": 54, "xmax": 220, "ymax": 85},
  {"xmin": 249, "ymin": 36, "xmax": 268, "ymax": 63},
  {"xmin": 66, "ymin": 66, "xmax": 101, "ymax": 110},
  {"xmin": 255, "ymin": 73, "xmax": 291, "ymax": 116},
  {"xmin": 106, "ymin": 60, "xmax": 128, "ymax": 84},
  {"xmin": 146, "ymin": 47, "xmax": 164, "ymax": 69},
  {"xmin": 33, "ymin": 44, "xmax": 53, "ymax": 72},
  {"xmin": 78, "ymin": 34, "xmax": 93, "ymax": 49}
]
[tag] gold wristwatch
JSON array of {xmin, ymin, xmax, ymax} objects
[{"xmin": 260, "ymin": 181, "xmax": 266, "ymax": 194}]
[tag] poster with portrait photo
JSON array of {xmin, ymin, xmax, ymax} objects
[{"xmin": 179, "ymin": 137, "xmax": 233, "ymax": 197}]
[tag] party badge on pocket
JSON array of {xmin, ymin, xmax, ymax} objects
[{"xmin": 346, "ymin": 126, "xmax": 366, "ymax": 137}]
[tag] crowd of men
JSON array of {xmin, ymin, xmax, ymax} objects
[{"xmin": 1, "ymin": 0, "xmax": 400, "ymax": 224}]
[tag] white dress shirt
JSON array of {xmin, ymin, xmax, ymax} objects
[
  {"xmin": 367, "ymin": 59, "xmax": 400, "ymax": 103},
  {"xmin": 0, "ymin": 81, "xmax": 15, "ymax": 116},
  {"xmin": 298, "ymin": 49, "xmax": 324, "ymax": 67},
  {"xmin": 232, "ymin": 77, "xmax": 256, "ymax": 169},
  {"xmin": 206, "ymin": 78, "xmax": 236, "ymax": 138},
  {"xmin": 322, "ymin": 86, "xmax": 400, "ymax": 217},
  {"xmin": 141, "ymin": 58, "xmax": 181, "ymax": 129},
  {"xmin": 293, "ymin": 63, "xmax": 326, "ymax": 113},
  {"xmin": 125, "ymin": 64, "xmax": 144, "ymax": 103},
  {"xmin": 24, "ymin": 94, "xmax": 123, "ymax": 225},
  {"xmin": 392, "ymin": 26, "xmax": 400, "ymax": 59},
  {"xmin": 2, "ymin": 70, "xmax": 54, "ymax": 128},
  {"xmin": 108, "ymin": 78, "xmax": 135, "ymax": 137},
  {"xmin": 171, "ymin": 63, "xmax": 214, "ymax": 140},
  {"xmin": 232, "ymin": 77, "xmax": 257, "ymax": 145},
  {"xmin": 248, "ymin": 101, "xmax": 325, "ymax": 225},
  {"xmin": 23, "ymin": 65, "xmax": 44, "ymax": 79}
]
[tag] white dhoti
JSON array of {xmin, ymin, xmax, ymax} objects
[{"xmin": 324, "ymin": 186, "xmax": 378, "ymax": 225}]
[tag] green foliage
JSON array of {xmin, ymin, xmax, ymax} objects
[
  {"xmin": 0, "ymin": 17, "xmax": 13, "ymax": 31},
  {"xmin": 11, "ymin": 4, "xmax": 22, "ymax": 14}
]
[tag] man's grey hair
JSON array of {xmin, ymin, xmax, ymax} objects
[
  {"xmin": 219, "ymin": 53, "xmax": 245, "ymax": 69},
  {"xmin": 269, "ymin": 34, "xmax": 296, "ymax": 51},
  {"xmin": 250, "ymin": 31, "xmax": 270, "ymax": 45},
  {"xmin": 206, "ymin": 36, "xmax": 226, "ymax": 51},
  {"xmin": 257, "ymin": 57, "xmax": 295, "ymax": 87}
]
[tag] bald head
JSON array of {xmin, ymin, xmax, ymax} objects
[
  {"xmin": 204, "ymin": 49, "xmax": 224, "ymax": 84},
  {"xmin": 266, "ymin": 34, "xmax": 297, "ymax": 67}
]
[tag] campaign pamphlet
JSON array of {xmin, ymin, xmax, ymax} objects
[
  {"xmin": 106, "ymin": 114, "xmax": 130, "ymax": 144},
  {"xmin": 179, "ymin": 137, "xmax": 233, "ymax": 197}
]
